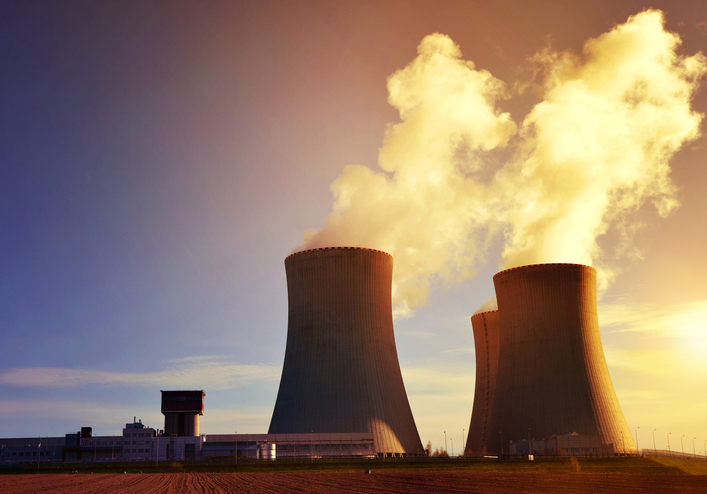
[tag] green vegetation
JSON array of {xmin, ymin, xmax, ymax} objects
[{"xmin": 2, "ymin": 456, "xmax": 706, "ymax": 475}]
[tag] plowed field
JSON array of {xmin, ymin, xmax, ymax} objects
[{"xmin": 2, "ymin": 472, "xmax": 707, "ymax": 493}]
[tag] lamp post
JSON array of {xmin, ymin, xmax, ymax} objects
[
  {"xmin": 444, "ymin": 431, "xmax": 447, "ymax": 456},
  {"xmin": 667, "ymin": 433, "xmax": 671, "ymax": 457},
  {"xmin": 681, "ymin": 435, "xmax": 685, "ymax": 458},
  {"xmin": 635, "ymin": 427, "xmax": 640, "ymax": 456},
  {"xmin": 451, "ymin": 438, "xmax": 454, "ymax": 457},
  {"xmin": 235, "ymin": 431, "xmax": 237, "ymax": 465},
  {"xmin": 652, "ymin": 429, "xmax": 657, "ymax": 456},
  {"xmin": 693, "ymin": 438, "xmax": 697, "ymax": 458},
  {"xmin": 462, "ymin": 429, "xmax": 465, "ymax": 456}
]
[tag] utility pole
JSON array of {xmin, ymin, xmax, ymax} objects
[{"xmin": 652, "ymin": 429, "xmax": 656, "ymax": 456}]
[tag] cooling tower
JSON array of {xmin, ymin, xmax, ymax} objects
[
  {"xmin": 487, "ymin": 263, "xmax": 636, "ymax": 455},
  {"xmin": 465, "ymin": 310, "xmax": 499, "ymax": 455},
  {"xmin": 268, "ymin": 247, "xmax": 424, "ymax": 457}
]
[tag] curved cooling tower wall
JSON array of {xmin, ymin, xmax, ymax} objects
[
  {"xmin": 268, "ymin": 247, "xmax": 424, "ymax": 456},
  {"xmin": 465, "ymin": 310, "xmax": 499, "ymax": 455},
  {"xmin": 488, "ymin": 263, "xmax": 636, "ymax": 455}
]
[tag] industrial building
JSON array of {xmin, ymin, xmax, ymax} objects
[
  {"xmin": 268, "ymin": 247, "xmax": 425, "ymax": 457},
  {"xmin": 510, "ymin": 433, "xmax": 610, "ymax": 456},
  {"xmin": 468, "ymin": 263, "xmax": 636, "ymax": 456}
]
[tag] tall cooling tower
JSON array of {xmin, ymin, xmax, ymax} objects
[
  {"xmin": 487, "ymin": 263, "xmax": 635, "ymax": 455},
  {"xmin": 465, "ymin": 310, "xmax": 499, "ymax": 455},
  {"xmin": 268, "ymin": 247, "xmax": 424, "ymax": 456}
]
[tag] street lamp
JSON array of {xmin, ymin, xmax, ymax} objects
[
  {"xmin": 635, "ymin": 427, "xmax": 640, "ymax": 456},
  {"xmin": 667, "ymin": 433, "xmax": 671, "ymax": 457},
  {"xmin": 652, "ymin": 429, "xmax": 657, "ymax": 456},
  {"xmin": 681, "ymin": 435, "xmax": 685, "ymax": 457},
  {"xmin": 444, "ymin": 431, "xmax": 447, "ymax": 456},
  {"xmin": 235, "ymin": 431, "xmax": 237, "ymax": 465},
  {"xmin": 693, "ymin": 438, "xmax": 697, "ymax": 458},
  {"xmin": 462, "ymin": 429, "xmax": 465, "ymax": 455},
  {"xmin": 451, "ymin": 438, "xmax": 454, "ymax": 457}
]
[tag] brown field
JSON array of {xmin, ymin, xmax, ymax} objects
[{"xmin": 2, "ymin": 472, "xmax": 707, "ymax": 494}]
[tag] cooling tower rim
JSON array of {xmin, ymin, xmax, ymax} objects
[
  {"xmin": 286, "ymin": 246, "xmax": 392, "ymax": 261},
  {"xmin": 493, "ymin": 262, "xmax": 595, "ymax": 279},
  {"xmin": 471, "ymin": 310, "xmax": 498, "ymax": 318}
]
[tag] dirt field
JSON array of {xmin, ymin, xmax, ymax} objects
[{"xmin": 2, "ymin": 472, "xmax": 707, "ymax": 493}]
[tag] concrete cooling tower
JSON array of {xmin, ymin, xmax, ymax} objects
[
  {"xmin": 485, "ymin": 263, "xmax": 636, "ymax": 455},
  {"xmin": 465, "ymin": 310, "xmax": 499, "ymax": 455},
  {"xmin": 268, "ymin": 247, "xmax": 424, "ymax": 457}
]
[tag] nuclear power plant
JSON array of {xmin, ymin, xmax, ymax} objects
[
  {"xmin": 466, "ymin": 263, "xmax": 636, "ymax": 456},
  {"xmin": 3, "ymin": 255, "xmax": 650, "ymax": 465},
  {"xmin": 268, "ymin": 247, "xmax": 425, "ymax": 457}
]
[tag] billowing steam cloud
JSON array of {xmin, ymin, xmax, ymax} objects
[
  {"xmin": 300, "ymin": 34, "xmax": 516, "ymax": 315},
  {"xmin": 297, "ymin": 10, "xmax": 706, "ymax": 315},
  {"xmin": 498, "ymin": 10, "xmax": 706, "ymax": 291}
]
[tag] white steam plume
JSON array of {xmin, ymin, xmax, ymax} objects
[
  {"xmin": 497, "ymin": 10, "xmax": 706, "ymax": 292},
  {"xmin": 300, "ymin": 34, "xmax": 516, "ymax": 316},
  {"xmin": 297, "ymin": 10, "xmax": 706, "ymax": 315}
]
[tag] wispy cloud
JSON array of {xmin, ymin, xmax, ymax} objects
[
  {"xmin": 599, "ymin": 299, "xmax": 707, "ymax": 336},
  {"xmin": 442, "ymin": 347, "xmax": 475, "ymax": 355},
  {"xmin": 0, "ymin": 357, "xmax": 281, "ymax": 390},
  {"xmin": 402, "ymin": 366, "xmax": 474, "ymax": 399}
]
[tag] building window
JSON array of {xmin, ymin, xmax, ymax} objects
[{"xmin": 145, "ymin": 449, "xmax": 150, "ymax": 453}]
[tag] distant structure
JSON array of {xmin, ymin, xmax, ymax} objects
[
  {"xmin": 161, "ymin": 390, "xmax": 204, "ymax": 437},
  {"xmin": 482, "ymin": 263, "xmax": 636, "ymax": 455},
  {"xmin": 465, "ymin": 310, "xmax": 499, "ymax": 455},
  {"xmin": 268, "ymin": 247, "xmax": 424, "ymax": 457}
]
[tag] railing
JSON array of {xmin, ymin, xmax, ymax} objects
[{"xmin": 642, "ymin": 449, "xmax": 706, "ymax": 461}]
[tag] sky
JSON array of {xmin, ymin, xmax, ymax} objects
[{"xmin": 1, "ymin": 0, "xmax": 706, "ymax": 456}]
